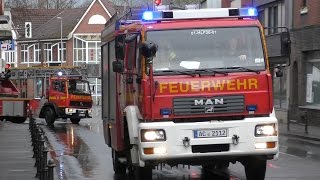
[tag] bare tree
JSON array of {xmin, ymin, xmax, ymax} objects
[
  {"xmin": 5, "ymin": 0, "xmax": 32, "ymax": 8},
  {"xmin": 5, "ymin": 0, "xmax": 79, "ymax": 9}
]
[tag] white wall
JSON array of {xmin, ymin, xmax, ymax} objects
[
  {"xmin": 231, "ymin": 0, "xmax": 241, "ymax": 8},
  {"xmin": 201, "ymin": 0, "xmax": 222, "ymax": 8}
]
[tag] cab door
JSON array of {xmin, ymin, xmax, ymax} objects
[{"xmin": 49, "ymin": 80, "xmax": 67, "ymax": 107}]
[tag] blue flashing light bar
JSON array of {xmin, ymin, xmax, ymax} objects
[
  {"xmin": 141, "ymin": 8, "xmax": 258, "ymax": 21},
  {"xmin": 142, "ymin": 11, "xmax": 162, "ymax": 21},
  {"xmin": 239, "ymin": 8, "xmax": 258, "ymax": 17}
]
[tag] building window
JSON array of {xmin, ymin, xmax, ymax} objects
[
  {"xmin": 258, "ymin": 9, "xmax": 265, "ymax": 26},
  {"xmin": 21, "ymin": 44, "xmax": 28, "ymax": 63},
  {"xmin": 302, "ymin": 0, "xmax": 307, "ymax": 7},
  {"xmin": 73, "ymin": 37, "xmax": 100, "ymax": 65},
  {"xmin": 35, "ymin": 44, "xmax": 40, "ymax": 62},
  {"xmin": 28, "ymin": 44, "xmax": 34, "ymax": 62},
  {"xmin": 74, "ymin": 37, "xmax": 86, "ymax": 66},
  {"xmin": 4, "ymin": 51, "xmax": 16, "ymax": 67},
  {"xmin": 44, "ymin": 43, "xmax": 52, "ymax": 62},
  {"xmin": 59, "ymin": 42, "xmax": 66, "ymax": 62},
  {"xmin": 300, "ymin": 0, "xmax": 308, "ymax": 14},
  {"xmin": 268, "ymin": 5, "xmax": 278, "ymax": 34},
  {"xmin": 48, "ymin": 42, "xmax": 65, "ymax": 62},
  {"xmin": 306, "ymin": 61, "xmax": 320, "ymax": 104},
  {"xmin": 51, "ymin": 43, "xmax": 59, "ymax": 62}
]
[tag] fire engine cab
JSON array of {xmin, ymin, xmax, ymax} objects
[
  {"xmin": 10, "ymin": 66, "xmax": 93, "ymax": 124},
  {"xmin": 102, "ymin": 7, "xmax": 284, "ymax": 180}
]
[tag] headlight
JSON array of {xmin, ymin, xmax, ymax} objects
[
  {"xmin": 141, "ymin": 129, "xmax": 166, "ymax": 142},
  {"xmin": 88, "ymin": 109, "xmax": 92, "ymax": 113},
  {"xmin": 67, "ymin": 108, "xmax": 74, "ymax": 112},
  {"xmin": 255, "ymin": 124, "xmax": 276, "ymax": 136}
]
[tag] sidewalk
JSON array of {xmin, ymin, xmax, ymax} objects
[
  {"xmin": 0, "ymin": 121, "xmax": 37, "ymax": 180},
  {"xmin": 279, "ymin": 121, "xmax": 320, "ymax": 141}
]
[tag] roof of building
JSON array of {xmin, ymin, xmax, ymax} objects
[
  {"xmin": 12, "ymin": 0, "xmax": 116, "ymax": 41},
  {"xmin": 100, "ymin": 0, "xmax": 116, "ymax": 15},
  {"xmin": 32, "ymin": 8, "xmax": 87, "ymax": 40},
  {"xmin": 11, "ymin": 8, "xmax": 63, "ymax": 38}
]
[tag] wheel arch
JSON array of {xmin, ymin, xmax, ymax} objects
[{"xmin": 39, "ymin": 102, "xmax": 59, "ymax": 118}]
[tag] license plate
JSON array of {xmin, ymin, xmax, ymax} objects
[{"xmin": 194, "ymin": 129, "xmax": 227, "ymax": 138}]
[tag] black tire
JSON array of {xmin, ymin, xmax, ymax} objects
[
  {"xmin": 70, "ymin": 118, "xmax": 81, "ymax": 124},
  {"xmin": 45, "ymin": 107, "xmax": 56, "ymax": 125},
  {"xmin": 131, "ymin": 166, "xmax": 153, "ymax": 180},
  {"xmin": 243, "ymin": 158, "xmax": 267, "ymax": 180},
  {"xmin": 216, "ymin": 161, "xmax": 229, "ymax": 170},
  {"xmin": 112, "ymin": 149, "xmax": 127, "ymax": 175},
  {"xmin": 7, "ymin": 117, "xmax": 26, "ymax": 124}
]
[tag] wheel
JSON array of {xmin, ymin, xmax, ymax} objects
[
  {"xmin": 70, "ymin": 118, "xmax": 81, "ymax": 124},
  {"xmin": 45, "ymin": 107, "xmax": 56, "ymax": 125},
  {"xmin": 131, "ymin": 166, "xmax": 153, "ymax": 180},
  {"xmin": 10, "ymin": 117, "xmax": 27, "ymax": 124},
  {"xmin": 243, "ymin": 158, "xmax": 267, "ymax": 180},
  {"xmin": 112, "ymin": 149, "xmax": 127, "ymax": 175},
  {"xmin": 216, "ymin": 161, "xmax": 229, "ymax": 170}
]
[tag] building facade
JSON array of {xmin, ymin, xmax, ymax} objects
[
  {"xmin": 289, "ymin": 0, "xmax": 320, "ymax": 125},
  {"xmin": 8, "ymin": 0, "xmax": 116, "ymax": 105},
  {"xmin": 201, "ymin": 0, "xmax": 292, "ymax": 122}
]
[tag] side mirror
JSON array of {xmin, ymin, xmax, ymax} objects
[
  {"xmin": 274, "ymin": 66, "xmax": 283, "ymax": 77},
  {"xmin": 112, "ymin": 60, "xmax": 124, "ymax": 73},
  {"xmin": 280, "ymin": 32, "xmax": 291, "ymax": 57},
  {"xmin": 140, "ymin": 41, "xmax": 158, "ymax": 59},
  {"xmin": 115, "ymin": 36, "xmax": 125, "ymax": 60}
]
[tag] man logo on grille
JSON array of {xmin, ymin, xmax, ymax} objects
[
  {"xmin": 194, "ymin": 98, "xmax": 224, "ymax": 106},
  {"xmin": 205, "ymin": 106, "xmax": 214, "ymax": 113}
]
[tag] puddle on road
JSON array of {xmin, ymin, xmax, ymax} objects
[
  {"xmin": 280, "ymin": 136, "xmax": 320, "ymax": 160},
  {"xmin": 46, "ymin": 123, "xmax": 98, "ymax": 179}
]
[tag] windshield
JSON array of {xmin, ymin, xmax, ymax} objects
[
  {"xmin": 146, "ymin": 27, "xmax": 265, "ymax": 73},
  {"xmin": 68, "ymin": 79, "xmax": 90, "ymax": 95}
]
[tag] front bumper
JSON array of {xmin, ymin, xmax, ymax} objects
[
  {"xmin": 138, "ymin": 116, "xmax": 278, "ymax": 162},
  {"xmin": 65, "ymin": 108, "xmax": 92, "ymax": 118}
]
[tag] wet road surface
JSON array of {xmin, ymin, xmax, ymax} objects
[{"xmin": 37, "ymin": 110, "xmax": 320, "ymax": 180}]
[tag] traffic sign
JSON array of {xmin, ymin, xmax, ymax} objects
[{"xmin": 0, "ymin": 39, "xmax": 14, "ymax": 50}]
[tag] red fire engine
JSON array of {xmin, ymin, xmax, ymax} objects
[
  {"xmin": 10, "ymin": 66, "xmax": 93, "ymax": 124},
  {"xmin": 101, "ymin": 7, "xmax": 289, "ymax": 179}
]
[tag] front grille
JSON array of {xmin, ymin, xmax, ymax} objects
[
  {"xmin": 173, "ymin": 95, "xmax": 244, "ymax": 116},
  {"xmin": 70, "ymin": 101, "xmax": 92, "ymax": 108},
  {"xmin": 192, "ymin": 144, "xmax": 230, "ymax": 153}
]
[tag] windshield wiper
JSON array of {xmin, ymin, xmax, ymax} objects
[
  {"xmin": 224, "ymin": 67, "xmax": 260, "ymax": 74},
  {"xmin": 194, "ymin": 69, "xmax": 228, "ymax": 76},
  {"xmin": 160, "ymin": 70, "xmax": 197, "ymax": 77}
]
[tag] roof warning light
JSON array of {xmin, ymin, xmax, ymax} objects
[{"xmin": 142, "ymin": 8, "xmax": 258, "ymax": 21}]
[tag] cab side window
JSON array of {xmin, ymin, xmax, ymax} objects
[
  {"xmin": 115, "ymin": 34, "xmax": 126, "ymax": 60},
  {"xmin": 53, "ymin": 80, "xmax": 65, "ymax": 92},
  {"xmin": 127, "ymin": 35, "xmax": 137, "ymax": 70}
]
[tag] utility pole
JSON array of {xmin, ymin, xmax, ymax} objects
[{"xmin": 57, "ymin": 17, "xmax": 63, "ymax": 66}]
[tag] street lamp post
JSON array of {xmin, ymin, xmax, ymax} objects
[{"xmin": 57, "ymin": 17, "xmax": 63, "ymax": 66}]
